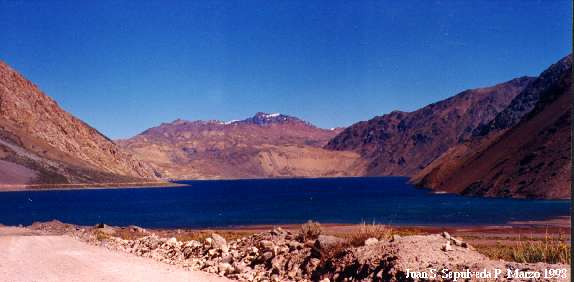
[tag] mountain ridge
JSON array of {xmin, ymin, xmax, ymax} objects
[
  {"xmin": 324, "ymin": 76, "xmax": 534, "ymax": 176},
  {"xmin": 0, "ymin": 60, "xmax": 159, "ymax": 186},
  {"xmin": 118, "ymin": 112, "xmax": 361, "ymax": 179},
  {"xmin": 411, "ymin": 55, "xmax": 572, "ymax": 199}
]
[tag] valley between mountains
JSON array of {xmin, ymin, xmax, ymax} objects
[{"xmin": 0, "ymin": 55, "xmax": 570, "ymax": 199}]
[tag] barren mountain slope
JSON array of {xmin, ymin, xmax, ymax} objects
[
  {"xmin": 325, "ymin": 77, "xmax": 533, "ymax": 176},
  {"xmin": 412, "ymin": 55, "xmax": 572, "ymax": 199},
  {"xmin": 0, "ymin": 61, "xmax": 158, "ymax": 186},
  {"xmin": 119, "ymin": 113, "xmax": 363, "ymax": 179}
]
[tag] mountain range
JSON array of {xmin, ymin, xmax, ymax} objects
[
  {"xmin": 0, "ymin": 55, "xmax": 570, "ymax": 198},
  {"xmin": 117, "ymin": 113, "xmax": 362, "ymax": 179}
]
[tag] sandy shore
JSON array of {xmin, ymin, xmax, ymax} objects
[{"xmin": 0, "ymin": 226, "xmax": 229, "ymax": 282}]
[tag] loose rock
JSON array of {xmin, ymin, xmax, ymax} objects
[
  {"xmin": 72, "ymin": 226, "xmax": 569, "ymax": 282},
  {"xmin": 364, "ymin": 237, "xmax": 379, "ymax": 246}
]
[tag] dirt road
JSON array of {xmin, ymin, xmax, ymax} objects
[{"xmin": 0, "ymin": 227, "xmax": 229, "ymax": 282}]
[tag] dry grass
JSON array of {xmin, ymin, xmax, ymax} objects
[
  {"xmin": 511, "ymin": 235, "xmax": 570, "ymax": 264},
  {"xmin": 298, "ymin": 220, "xmax": 322, "ymax": 241},
  {"xmin": 94, "ymin": 230, "xmax": 111, "ymax": 241},
  {"xmin": 317, "ymin": 222, "xmax": 393, "ymax": 262},
  {"xmin": 114, "ymin": 229, "xmax": 148, "ymax": 240},
  {"xmin": 392, "ymin": 228, "xmax": 426, "ymax": 237},
  {"xmin": 319, "ymin": 240, "xmax": 352, "ymax": 263},
  {"xmin": 475, "ymin": 233, "xmax": 570, "ymax": 264},
  {"xmin": 343, "ymin": 221, "xmax": 392, "ymax": 247}
]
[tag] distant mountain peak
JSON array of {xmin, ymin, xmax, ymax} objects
[
  {"xmin": 259, "ymin": 112, "xmax": 281, "ymax": 117},
  {"xmin": 233, "ymin": 112, "xmax": 310, "ymax": 126},
  {"xmin": 133, "ymin": 112, "xmax": 331, "ymax": 141},
  {"xmin": 170, "ymin": 118, "xmax": 189, "ymax": 125},
  {"xmin": 119, "ymin": 111, "xmax": 349, "ymax": 179}
]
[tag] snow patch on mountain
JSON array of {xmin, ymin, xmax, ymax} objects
[{"xmin": 225, "ymin": 119, "xmax": 240, "ymax": 125}]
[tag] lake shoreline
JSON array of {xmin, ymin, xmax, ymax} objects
[
  {"xmin": 9, "ymin": 216, "xmax": 569, "ymax": 235},
  {"xmin": 173, "ymin": 216, "xmax": 572, "ymax": 232},
  {"xmin": 0, "ymin": 181, "xmax": 186, "ymax": 192},
  {"xmin": 1, "ymin": 177, "xmax": 570, "ymax": 201}
]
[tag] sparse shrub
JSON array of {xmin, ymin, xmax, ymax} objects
[
  {"xmin": 346, "ymin": 221, "xmax": 392, "ymax": 247},
  {"xmin": 319, "ymin": 240, "xmax": 352, "ymax": 263},
  {"xmin": 115, "ymin": 228, "xmax": 148, "ymax": 240},
  {"xmin": 299, "ymin": 220, "xmax": 322, "ymax": 241},
  {"xmin": 511, "ymin": 234, "xmax": 570, "ymax": 264},
  {"xmin": 175, "ymin": 231, "xmax": 214, "ymax": 242},
  {"xmin": 475, "ymin": 233, "xmax": 571, "ymax": 265},
  {"xmin": 95, "ymin": 230, "xmax": 110, "ymax": 241}
]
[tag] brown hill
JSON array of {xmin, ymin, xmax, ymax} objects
[
  {"xmin": 324, "ymin": 77, "xmax": 533, "ymax": 176},
  {"xmin": 118, "ymin": 113, "xmax": 363, "ymax": 179},
  {"xmin": 412, "ymin": 55, "xmax": 572, "ymax": 199},
  {"xmin": 0, "ymin": 61, "xmax": 158, "ymax": 186}
]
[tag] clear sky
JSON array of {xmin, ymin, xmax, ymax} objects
[{"xmin": 0, "ymin": 1, "xmax": 571, "ymax": 139}]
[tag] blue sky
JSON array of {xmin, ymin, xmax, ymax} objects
[{"xmin": 0, "ymin": 1, "xmax": 571, "ymax": 139}]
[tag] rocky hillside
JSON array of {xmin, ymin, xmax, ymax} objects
[
  {"xmin": 0, "ymin": 61, "xmax": 158, "ymax": 186},
  {"xmin": 412, "ymin": 55, "xmax": 572, "ymax": 199},
  {"xmin": 56, "ymin": 223, "xmax": 569, "ymax": 282},
  {"xmin": 325, "ymin": 77, "xmax": 533, "ymax": 176},
  {"xmin": 119, "ymin": 113, "xmax": 363, "ymax": 179}
]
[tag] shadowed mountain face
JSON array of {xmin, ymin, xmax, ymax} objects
[
  {"xmin": 324, "ymin": 77, "xmax": 534, "ymax": 176},
  {"xmin": 412, "ymin": 55, "xmax": 572, "ymax": 199},
  {"xmin": 0, "ymin": 61, "xmax": 158, "ymax": 186},
  {"xmin": 118, "ymin": 113, "xmax": 363, "ymax": 179},
  {"xmin": 473, "ymin": 56, "xmax": 573, "ymax": 137}
]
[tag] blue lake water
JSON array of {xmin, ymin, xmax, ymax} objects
[{"xmin": 0, "ymin": 177, "xmax": 569, "ymax": 228}]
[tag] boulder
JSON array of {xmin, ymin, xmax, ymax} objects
[
  {"xmin": 311, "ymin": 235, "xmax": 345, "ymax": 258},
  {"xmin": 166, "ymin": 237, "xmax": 178, "ymax": 245},
  {"xmin": 218, "ymin": 262, "xmax": 234, "ymax": 275},
  {"xmin": 211, "ymin": 233, "xmax": 227, "ymax": 249},
  {"xmin": 364, "ymin": 237, "xmax": 379, "ymax": 246},
  {"xmin": 288, "ymin": 241, "xmax": 304, "ymax": 251},
  {"xmin": 314, "ymin": 235, "xmax": 345, "ymax": 250},
  {"xmin": 232, "ymin": 261, "xmax": 249, "ymax": 274},
  {"xmin": 128, "ymin": 225, "xmax": 148, "ymax": 233},
  {"xmin": 204, "ymin": 237, "xmax": 213, "ymax": 248},
  {"xmin": 259, "ymin": 240, "xmax": 275, "ymax": 252},
  {"xmin": 143, "ymin": 235, "xmax": 161, "ymax": 250},
  {"xmin": 442, "ymin": 240, "xmax": 454, "ymax": 252},
  {"xmin": 258, "ymin": 251, "xmax": 274, "ymax": 262},
  {"xmin": 451, "ymin": 237, "xmax": 463, "ymax": 246},
  {"xmin": 271, "ymin": 227, "xmax": 288, "ymax": 236}
]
